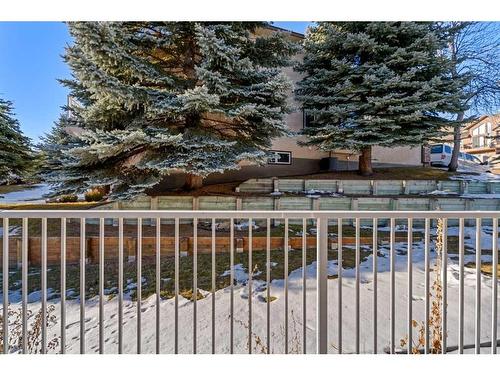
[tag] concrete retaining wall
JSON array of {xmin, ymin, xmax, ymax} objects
[{"xmin": 238, "ymin": 177, "xmax": 497, "ymax": 197}]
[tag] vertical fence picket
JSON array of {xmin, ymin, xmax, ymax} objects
[
  {"xmin": 355, "ymin": 217, "xmax": 360, "ymax": 354},
  {"xmin": 136, "ymin": 218, "xmax": 142, "ymax": 354},
  {"xmin": 22, "ymin": 218, "xmax": 28, "ymax": 354},
  {"xmin": 337, "ymin": 217, "xmax": 343, "ymax": 354},
  {"xmin": 424, "ymin": 218, "xmax": 430, "ymax": 354},
  {"xmin": 61, "ymin": 218, "xmax": 67, "ymax": 354},
  {"xmin": 492, "ymin": 218, "xmax": 498, "ymax": 354},
  {"xmin": 211, "ymin": 218, "xmax": 216, "ymax": 354},
  {"xmin": 99, "ymin": 218, "xmax": 104, "ymax": 354},
  {"xmin": 80, "ymin": 218, "xmax": 86, "ymax": 354},
  {"xmin": 442, "ymin": 218, "xmax": 447, "ymax": 354},
  {"xmin": 156, "ymin": 217, "xmax": 161, "ymax": 354},
  {"xmin": 372, "ymin": 217, "xmax": 378, "ymax": 354},
  {"xmin": 284, "ymin": 218, "xmax": 289, "ymax": 354},
  {"xmin": 407, "ymin": 218, "xmax": 413, "ymax": 355},
  {"xmin": 317, "ymin": 217, "xmax": 328, "ymax": 354},
  {"xmin": 389, "ymin": 218, "xmax": 395, "ymax": 354},
  {"xmin": 174, "ymin": 218, "xmax": 179, "ymax": 354},
  {"xmin": 118, "ymin": 217, "xmax": 124, "ymax": 354},
  {"xmin": 266, "ymin": 218, "xmax": 271, "ymax": 354},
  {"xmin": 230, "ymin": 217, "xmax": 234, "ymax": 354},
  {"xmin": 41, "ymin": 218, "xmax": 47, "ymax": 354},
  {"xmin": 475, "ymin": 218, "xmax": 481, "ymax": 354},
  {"xmin": 2, "ymin": 218, "xmax": 8, "ymax": 354},
  {"xmin": 248, "ymin": 218, "xmax": 253, "ymax": 354},
  {"xmin": 458, "ymin": 217, "xmax": 464, "ymax": 354},
  {"xmin": 302, "ymin": 218, "xmax": 307, "ymax": 354},
  {"xmin": 193, "ymin": 217, "xmax": 198, "ymax": 354}
]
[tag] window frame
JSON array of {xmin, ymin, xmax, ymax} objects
[
  {"xmin": 268, "ymin": 150, "xmax": 292, "ymax": 165},
  {"xmin": 302, "ymin": 109, "xmax": 316, "ymax": 128}
]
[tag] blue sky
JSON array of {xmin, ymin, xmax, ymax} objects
[
  {"xmin": 0, "ymin": 22, "xmax": 309, "ymax": 142},
  {"xmin": 0, "ymin": 22, "xmax": 72, "ymax": 142}
]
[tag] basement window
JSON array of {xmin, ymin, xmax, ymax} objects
[{"xmin": 268, "ymin": 151, "xmax": 292, "ymax": 165}]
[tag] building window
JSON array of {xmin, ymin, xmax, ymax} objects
[
  {"xmin": 303, "ymin": 109, "xmax": 316, "ymax": 128},
  {"xmin": 268, "ymin": 150, "xmax": 292, "ymax": 165},
  {"xmin": 472, "ymin": 121, "xmax": 494, "ymax": 148}
]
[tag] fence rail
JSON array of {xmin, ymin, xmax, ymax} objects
[{"xmin": 0, "ymin": 210, "xmax": 499, "ymax": 354}]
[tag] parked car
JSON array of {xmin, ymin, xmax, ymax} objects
[{"xmin": 430, "ymin": 143, "xmax": 490, "ymax": 172}]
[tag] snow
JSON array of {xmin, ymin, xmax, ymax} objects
[
  {"xmin": 2, "ymin": 231, "xmax": 499, "ymax": 354},
  {"xmin": 234, "ymin": 220, "xmax": 259, "ymax": 231},
  {"xmin": 221, "ymin": 264, "xmax": 249, "ymax": 284},
  {"xmin": 426, "ymin": 190, "xmax": 457, "ymax": 196},
  {"xmin": 450, "ymin": 172, "xmax": 500, "ymax": 182},
  {"xmin": 461, "ymin": 193, "xmax": 500, "ymax": 199},
  {"xmin": 0, "ymin": 184, "xmax": 52, "ymax": 203},
  {"xmin": 0, "ymin": 226, "xmax": 21, "ymax": 237}
]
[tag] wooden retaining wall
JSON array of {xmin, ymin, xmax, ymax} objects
[{"xmin": 1, "ymin": 234, "xmax": 411, "ymax": 268}]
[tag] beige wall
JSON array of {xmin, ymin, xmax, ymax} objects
[
  {"xmin": 372, "ymin": 145, "xmax": 422, "ymax": 166},
  {"xmin": 269, "ymin": 50, "xmax": 329, "ymax": 160}
]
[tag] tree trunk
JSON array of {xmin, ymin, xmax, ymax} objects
[
  {"xmin": 448, "ymin": 111, "xmax": 465, "ymax": 172},
  {"xmin": 183, "ymin": 174, "xmax": 203, "ymax": 190},
  {"xmin": 358, "ymin": 146, "xmax": 373, "ymax": 176}
]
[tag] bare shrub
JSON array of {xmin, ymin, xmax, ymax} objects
[
  {"xmin": 401, "ymin": 218, "xmax": 444, "ymax": 354},
  {"xmin": 235, "ymin": 308, "xmax": 302, "ymax": 354},
  {"xmin": 0, "ymin": 305, "xmax": 60, "ymax": 353}
]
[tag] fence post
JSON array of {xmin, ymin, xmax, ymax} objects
[
  {"xmin": 272, "ymin": 197, "xmax": 280, "ymax": 227},
  {"xmin": 462, "ymin": 181, "xmax": 469, "ymax": 194},
  {"xmin": 111, "ymin": 201, "xmax": 121, "ymax": 226},
  {"xmin": 150, "ymin": 197, "xmax": 159, "ymax": 226},
  {"xmin": 273, "ymin": 177, "xmax": 279, "ymax": 193},
  {"xmin": 16, "ymin": 238, "xmax": 22, "ymax": 269},
  {"xmin": 128, "ymin": 238, "xmax": 136, "ymax": 262},
  {"xmin": 317, "ymin": 216, "xmax": 328, "ymax": 354}
]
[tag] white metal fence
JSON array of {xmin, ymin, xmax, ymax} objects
[{"xmin": 0, "ymin": 210, "xmax": 499, "ymax": 354}]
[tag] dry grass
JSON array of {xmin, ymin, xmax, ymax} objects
[
  {"xmin": 0, "ymin": 305, "xmax": 59, "ymax": 353},
  {"xmin": 465, "ymin": 262, "xmax": 500, "ymax": 276},
  {"xmin": 0, "ymin": 202, "xmax": 103, "ymax": 210},
  {"xmin": 235, "ymin": 309, "xmax": 302, "ymax": 354},
  {"xmin": 401, "ymin": 218, "xmax": 445, "ymax": 354}
]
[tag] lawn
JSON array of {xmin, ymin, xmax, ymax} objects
[{"xmin": 4, "ymin": 244, "xmax": 370, "ymax": 302}]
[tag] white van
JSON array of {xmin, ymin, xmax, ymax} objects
[{"xmin": 430, "ymin": 144, "xmax": 490, "ymax": 172}]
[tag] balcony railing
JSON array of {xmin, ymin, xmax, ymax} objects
[{"xmin": 0, "ymin": 210, "xmax": 499, "ymax": 354}]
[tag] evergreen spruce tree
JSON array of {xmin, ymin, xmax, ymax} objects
[
  {"xmin": 45, "ymin": 22, "xmax": 297, "ymax": 199},
  {"xmin": 296, "ymin": 22, "xmax": 465, "ymax": 176},
  {"xmin": 38, "ymin": 109, "xmax": 85, "ymax": 195},
  {"xmin": 0, "ymin": 97, "xmax": 34, "ymax": 184}
]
